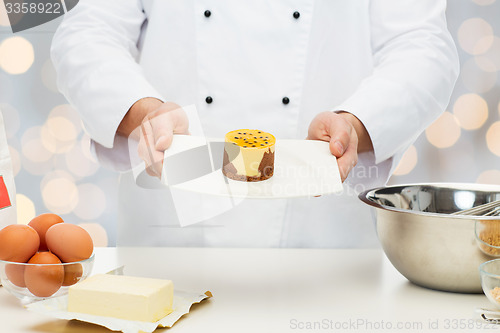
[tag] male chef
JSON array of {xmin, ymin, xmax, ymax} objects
[{"xmin": 51, "ymin": 0, "xmax": 459, "ymax": 247}]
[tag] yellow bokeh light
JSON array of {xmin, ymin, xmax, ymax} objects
[
  {"xmin": 78, "ymin": 223, "xmax": 108, "ymax": 247},
  {"xmin": 65, "ymin": 142, "xmax": 100, "ymax": 178},
  {"xmin": 474, "ymin": 55, "xmax": 497, "ymax": 73},
  {"xmin": 42, "ymin": 105, "xmax": 83, "ymax": 154},
  {"xmin": 16, "ymin": 194, "xmax": 36, "ymax": 225},
  {"xmin": 476, "ymin": 170, "xmax": 500, "ymax": 185},
  {"xmin": 0, "ymin": 36, "xmax": 35, "ymax": 75},
  {"xmin": 22, "ymin": 139, "xmax": 54, "ymax": 162},
  {"xmin": 475, "ymin": 55, "xmax": 497, "ymax": 72},
  {"xmin": 46, "ymin": 116, "xmax": 78, "ymax": 142},
  {"xmin": 425, "ymin": 112, "xmax": 461, "ymax": 148},
  {"xmin": 474, "ymin": 35, "xmax": 495, "ymax": 55},
  {"xmin": 48, "ymin": 104, "xmax": 83, "ymax": 134},
  {"xmin": 472, "ymin": 0, "xmax": 496, "ymax": 5},
  {"xmin": 21, "ymin": 126, "xmax": 54, "ymax": 162},
  {"xmin": 74, "ymin": 184, "xmax": 106, "ymax": 220},
  {"xmin": 41, "ymin": 120, "xmax": 77, "ymax": 154},
  {"xmin": 476, "ymin": 36, "xmax": 500, "ymax": 72},
  {"xmin": 41, "ymin": 172, "xmax": 79, "ymax": 214},
  {"xmin": 453, "ymin": 93, "xmax": 488, "ymax": 130},
  {"xmin": 458, "ymin": 18, "xmax": 494, "ymax": 55},
  {"xmin": 393, "ymin": 145, "xmax": 418, "ymax": 176},
  {"xmin": 457, "ymin": 18, "xmax": 494, "ymax": 55},
  {"xmin": 486, "ymin": 122, "xmax": 500, "ymax": 157}
]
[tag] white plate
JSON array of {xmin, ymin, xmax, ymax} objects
[{"xmin": 158, "ymin": 136, "xmax": 342, "ymax": 199}]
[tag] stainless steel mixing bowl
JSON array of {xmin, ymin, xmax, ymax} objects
[{"xmin": 359, "ymin": 183, "xmax": 500, "ymax": 293}]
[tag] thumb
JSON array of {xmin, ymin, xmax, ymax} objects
[
  {"xmin": 329, "ymin": 139, "xmax": 345, "ymax": 158},
  {"xmin": 154, "ymin": 122, "xmax": 174, "ymax": 151},
  {"xmin": 327, "ymin": 122, "xmax": 352, "ymax": 158},
  {"xmin": 151, "ymin": 108, "xmax": 189, "ymax": 151}
]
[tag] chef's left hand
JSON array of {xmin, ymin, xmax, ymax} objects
[{"xmin": 307, "ymin": 111, "xmax": 373, "ymax": 182}]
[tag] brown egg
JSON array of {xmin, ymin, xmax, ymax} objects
[
  {"xmin": 5, "ymin": 263, "xmax": 26, "ymax": 287},
  {"xmin": 0, "ymin": 224, "xmax": 40, "ymax": 262},
  {"xmin": 28, "ymin": 213, "xmax": 64, "ymax": 251},
  {"xmin": 24, "ymin": 252, "xmax": 64, "ymax": 297},
  {"xmin": 45, "ymin": 223, "xmax": 93, "ymax": 262},
  {"xmin": 62, "ymin": 263, "xmax": 83, "ymax": 286}
]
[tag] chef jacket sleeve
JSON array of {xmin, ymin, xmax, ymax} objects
[
  {"xmin": 335, "ymin": 0, "xmax": 459, "ymax": 183},
  {"xmin": 51, "ymin": 0, "xmax": 163, "ymax": 170}
]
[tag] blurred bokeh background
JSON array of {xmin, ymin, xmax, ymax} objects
[{"xmin": 0, "ymin": 0, "xmax": 499, "ymax": 246}]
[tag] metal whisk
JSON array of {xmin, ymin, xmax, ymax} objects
[{"xmin": 451, "ymin": 199, "xmax": 500, "ymax": 216}]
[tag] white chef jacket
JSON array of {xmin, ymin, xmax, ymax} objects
[
  {"xmin": 51, "ymin": 0, "xmax": 459, "ymax": 247},
  {"xmin": 0, "ymin": 109, "xmax": 17, "ymax": 228}
]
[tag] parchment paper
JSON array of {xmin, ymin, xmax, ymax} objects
[{"xmin": 26, "ymin": 290, "xmax": 212, "ymax": 333}]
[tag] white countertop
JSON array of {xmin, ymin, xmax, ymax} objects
[{"xmin": 0, "ymin": 247, "xmax": 497, "ymax": 332}]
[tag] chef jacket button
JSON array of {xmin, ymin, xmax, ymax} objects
[
  {"xmin": 282, "ymin": 97, "xmax": 290, "ymax": 105},
  {"xmin": 205, "ymin": 96, "xmax": 213, "ymax": 104},
  {"xmin": 293, "ymin": 11, "xmax": 300, "ymax": 19},
  {"xmin": 204, "ymin": 10, "xmax": 211, "ymax": 18}
]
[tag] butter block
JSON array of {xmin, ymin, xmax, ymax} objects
[{"xmin": 68, "ymin": 274, "xmax": 174, "ymax": 322}]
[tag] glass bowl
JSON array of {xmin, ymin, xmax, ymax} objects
[
  {"xmin": 479, "ymin": 259, "xmax": 500, "ymax": 309},
  {"xmin": 476, "ymin": 220, "xmax": 500, "ymax": 257},
  {"xmin": 0, "ymin": 253, "xmax": 94, "ymax": 304}
]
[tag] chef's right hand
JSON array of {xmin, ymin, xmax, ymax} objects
[{"xmin": 118, "ymin": 98, "xmax": 189, "ymax": 178}]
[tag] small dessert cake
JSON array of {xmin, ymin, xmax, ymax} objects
[{"xmin": 222, "ymin": 129, "xmax": 275, "ymax": 182}]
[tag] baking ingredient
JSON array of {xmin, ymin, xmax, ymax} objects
[
  {"xmin": 0, "ymin": 224, "xmax": 40, "ymax": 262},
  {"xmin": 491, "ymin": 287, "xmax": 500, "ymax": 302},
  {"xmin": 28, "ymin": 213, "xmax": 64, "ymax": 251},
  {"xmin": 62, "ymin": 263, "xmax": 83, "ymax": 286},
  {"xmin": 478, "ymin": 221, "xmax": 500, "ymax": 255},
  {"xmin": 24, "ymin": 252, "xmax": 64, "ymax": 297},
  {"xmin": 5, "ymin": 263, "xmax": 26, "ymax": 287},
  {"xmin": 45, "ymin": 223, "xmax": 93, "ymax": 262},
  {"xmin": 68, "ymin": 274, "xmax": 174, "ymax": 322}
]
